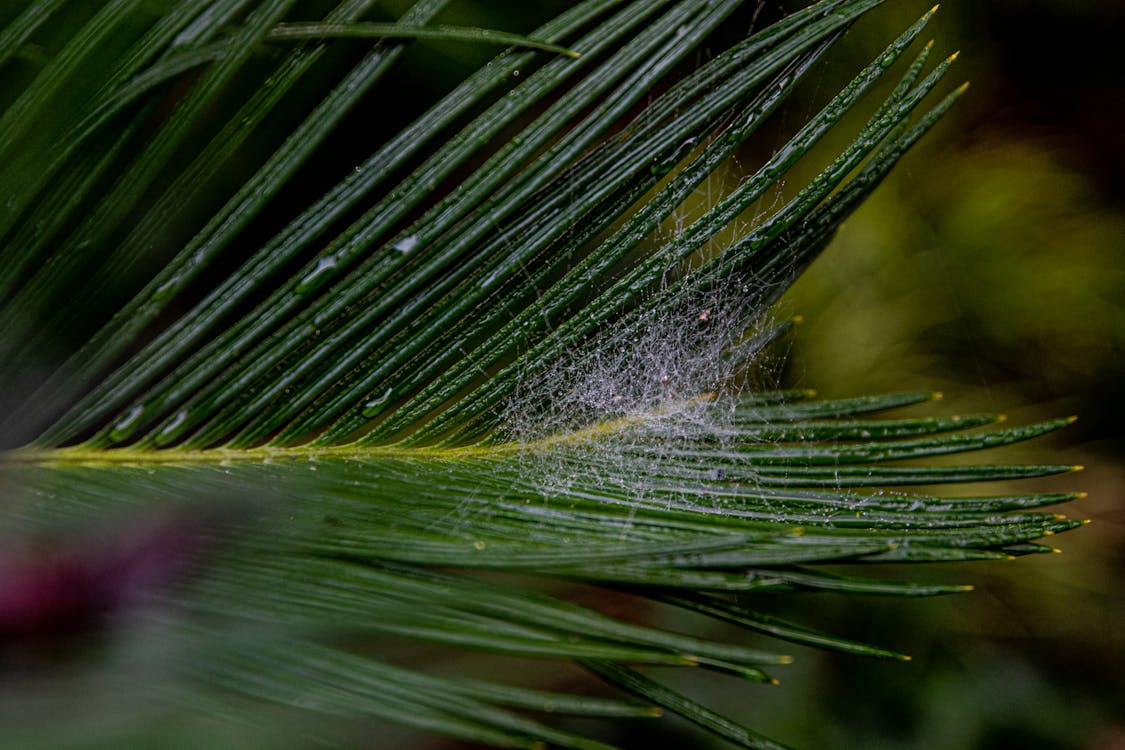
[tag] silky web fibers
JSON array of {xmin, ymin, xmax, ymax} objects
[
  {"xmin": 488, "ymin": 85, "xmax": 810, "ymax": 522},
  {"xmin": 495, "ymin": 270, "xmax": 790, "ymax": 523},
  {"xmin": 497, "ymin": 134, "xmax": 796, "ymax": 443}
]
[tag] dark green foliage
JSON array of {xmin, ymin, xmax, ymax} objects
[{"xmin": 0, "ymin": 1, "xmax": 1079, "ymax": 748}]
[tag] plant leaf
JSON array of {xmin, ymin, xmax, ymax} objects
[
  {"xmin": 267, "ymin": 22, "xmax": 583, "ymax": 58},
  {"xmin": 0, "ymin": 1, "xmax": 1081, "ymax": 748}
]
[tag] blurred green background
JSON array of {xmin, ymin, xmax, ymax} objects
[{"xmin": 731, "ymin": 1, "xmax": 1125, "ymax": 748}]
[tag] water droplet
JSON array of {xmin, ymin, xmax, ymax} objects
[
  {"xmin": 362, "ymin": 387, "xmax": 394, "ymax": 418},
  {"xmin": 393, "ymin": 235, "xmax": 419, "ymax": 254},
  {"xmin": 296, "ymin": 255, "xmax": 340, "ymax": 293},
  {"xmin": 151, "ymin": 277, "xmax": 177, "ymax": 301},
  {"xmin": 154, "ymin": 410, "xmax": 190, "ymax": 446},
  {"xmin": 650, "ymin": 137, "xmax": 698, "ymax": 176},
  {"xmin": 109, "ymin": 404, "xmax": 146, "ymax": 443},
  {"xmin": 477, "ymin": 265, "xmax": 504, "ymax": 291}
]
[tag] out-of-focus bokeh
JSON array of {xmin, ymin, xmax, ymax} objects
[{"xmin": 762, "ymin": 1, "xmax": 1125, "ymax": 748}]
